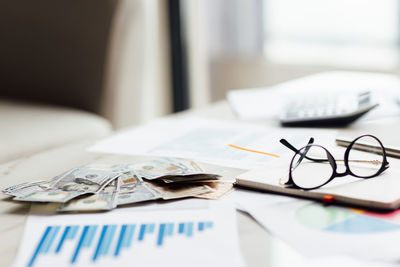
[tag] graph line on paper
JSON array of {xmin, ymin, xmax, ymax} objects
[
  {"xmin": 228, "ymin": 144, "xmax": 280, "ymax": 158},
  {"xmin": 27, "ymin": 221, "xmax": 214, "ymax": 267}
]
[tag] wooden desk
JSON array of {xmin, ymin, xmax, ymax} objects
[{"xmin": 1, "ymin": 101, "xmax": 398, "ymax": 267}]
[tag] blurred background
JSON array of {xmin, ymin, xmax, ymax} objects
[
  {"xmin": 194, "ymin": 0, "xmax": 400, "ymax": 104},
  {"xmin": 2, "ymin": 0, "xmax": 400, "ymax": 128}
]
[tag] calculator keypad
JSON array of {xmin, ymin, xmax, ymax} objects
[{"xmin": 280, "ymin": 91, "xmax": 378, "ymax": 126}]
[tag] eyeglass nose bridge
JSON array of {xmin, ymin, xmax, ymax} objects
[
  {"xmin": 330, "ymin": 158, "xmax": 350, "ymax": 178},
  {"xmin": 333, "ymin": 170, "xmax": 349, "ymax": 178}
]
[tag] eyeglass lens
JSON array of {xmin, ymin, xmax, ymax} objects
[
  {"xmin": 291, "ymin": 145, "xmax": 333, "ymax": 189},
  {"xmin": 347, "ymin": 135, "xmax": 384, "ymax": 177}
]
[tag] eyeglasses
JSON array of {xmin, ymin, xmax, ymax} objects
[{"xmin": 279, "ymin": 134, "xmax": 390, "ymax": 190}]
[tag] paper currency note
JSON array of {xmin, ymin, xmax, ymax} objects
[
  {"xmin": 74, "ymin": 168, "xmax": 121, "ymax": 186},
  {"xmin": 195, "ymin": 182, "xmax": 234, "ymax": 200},
  {"xmin": 145, "ymin": 181, "xmax": 214, "ymax": 200},
  {"xmin": 129, "ymin": 158, "xmax": 206, "ymax": 180},
  {"xmin": 160, "ymin": 174, "xmax": 221, "ymax": 184},
  {"xmin": 3, "ymin": 168, "xmax": 78, "ymax": 197},
  {"xmin": 57, "ymin": 178, "xmax": 120, "ymax": 211},
  {"xmin": 2, "ymin": 180, "xmax": 51, "ymax": 197},
  {"xmin": 118, "ymin": 183, "xmax": 160, "ymax": 205},
  {"xmin": 14, "ymin": 190, "xmax": 88, "ymax": 203},
  {"xmin": 119, "ymin": 171, "xmax": 140, "ymax": 190},
  {"xmin": 14, "ymin": 167, "xmax": 119, "ymax": 203},
  {"xmin": 52, "ymin": 168, "xmax": 119, "ymax": 193},
  {"xmin": 117, "ymin": 171, "xmax": 160, "ymax": 205}
]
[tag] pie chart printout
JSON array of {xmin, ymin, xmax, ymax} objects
[{"xmin": 296, "ymin": 203, "xmax": 400, "ymax": 233}]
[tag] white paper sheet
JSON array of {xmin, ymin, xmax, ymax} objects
[
  {"xmin": 226, "ymin": 187, "xmax": 295, "ymax": 212},
  {"xmin": 88, "ymin": 117, "xmax": 336, "ymax": 170},
  {"xmin": 236, "ymin": 194, "xmax": 400, "ymax": 262},
  {"xmin": 13, "ymin": 201, "xmax": 244, "ymax": 267},
  {"xmin": 259, "ymin": 234, "xmax": 398, "ymax": 267},
  {"xmin": 225, "ymin": 189, "xmax": 399, "ymax": 266}
]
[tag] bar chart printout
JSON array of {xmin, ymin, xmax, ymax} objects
[
  {"xmin": 28, "ymin": 221, "xmax": 213, "ymax": 266},
  {"xmin": 13, "ymin": 204, "xmax": 244, "ymax": 267}
]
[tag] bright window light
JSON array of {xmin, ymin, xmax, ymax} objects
[{"xmin": 264, "ymin": 0, "xmax": 400, "ymax": 69}]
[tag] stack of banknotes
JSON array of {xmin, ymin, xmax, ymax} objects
[{"xmin": 2, "ymin": 158, "xmax": 234, "ymax": 212}]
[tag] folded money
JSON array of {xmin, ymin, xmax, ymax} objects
[
  {"xmin": 2, "ymin": 168, "xmax": 78, "ymax": 197},
  {"xmin": 3, "ymin": 180, "xmax": 50, "ymax": 197},
  {"xmin": 194, "ymin": 182, "xmax": 235, "ymax": 200},
  {"xmin": 73, "ymin": 165, "xmax": 161, "ymax": 206},
  {"xmin": 129, "ymin": 158, "xmax": 208, "ymax": 180},
  {"xmin": 74, "ymin": 168, "xmax": 120, "ymax": 186},
  {"xmin": 146, "ymin": 180, "xmax": 214, "ymax": 200},
  {"xmin": 13, "ymin": 167, "xmax": 121, "ymax": 203},
  {"xmin": 2, "ymin": 157, "xmax": 234, "ymax": 212},
  {"xmin": 159, "ymin": 174, "xmax": 221, "ymax": 184}
]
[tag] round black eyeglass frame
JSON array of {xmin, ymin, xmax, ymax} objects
[{"xmin": 279, "ymin": 134, "xmax": 390, "ymax": 190}]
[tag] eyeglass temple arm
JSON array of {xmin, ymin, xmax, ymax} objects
[
  {"xmin": 280, "ymin": 137, "xmax": 328, "ymax": 163},
  {"xmin": 279, "ymin": 138, "xmax": 314, "ymax": 154}
]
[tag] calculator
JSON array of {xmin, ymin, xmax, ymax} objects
[{"xmin": 279, "ymin": 91, "xmax": 378, "ymax": 127}]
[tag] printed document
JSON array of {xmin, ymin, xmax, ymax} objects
[
  {"xmin": 236, "ymin": 194, "xmax": 400, "ymax": 262},
  {"xmin": 13, "ymin": 201, "xmax": 244, "ymax": 267},
  {"xmin": 88, "ymin": 117, "xmax": 336, "ymax": 170}
]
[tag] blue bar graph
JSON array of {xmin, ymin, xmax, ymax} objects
[
  {"xmin": 93, "ymin": 225, "xmax": 117, "ymax": 262},
  {"xmin": 138, "ymin": 224, "xmax": 146, "ymax": 241},
  {"xmin": 166, "ymin": 223, "xmax": 174, "ymax": 236},
  {"xmin": 100, "ymin": 225, "xmax": 117, "ymax": 256},
  {"xmin": 56, "ymin": 225, "xmax": 80, "ymax": 254},
  {"xmin": 115, "ymin": 225, "xmax": 127, "ymax": 256},
  {"xmin": 28, "ymin": 226, "xmax": 51, "ymax": 267},
  {"xmin": 157, "ymin": 224, "xmax": 166, "ymax": 246},
  {"xmin": 147, "ymin": 223, "xmax": 155, "ymax": 233},
  {"xmin": 28, "ymin": 225, "xmax": 61, "ymax": 266},
  {"xmin": 138, "ymin": 223, "xmax": 156, "ymax": 242},
  {"xmin": 72, "ymin": 226, "xmax": 89, "ymax": 263},
  {"xmin": 71, "ymin": 225, "xmax": 97, "ymax": 263},
  {"xmin": 68, "ymin": 226, "xmax": 79, "ymax": 239},
  {"xmin": 124, "ymin": 224, "xmax": 135, "ymax": 247},
  {"xmin": 28, "ymin": 221, "xmax": 214, "ymax": 266},
  {"xmin": 198, "ymin": 222, "xmax": 204, "ymax": 231},
  {"xmin": 178, "ymin": 223, "xmax": 185, "ymax": 233},
  {"xmin": 186, "ymin": 222, "xmax": 193, "ymax": 237},
  {"xmin": 84, "ymin": 226, "xmax": 98, "ymax": 248},
  {"xmin": 56, "ymin": 226, "xmax": 71, "ymax": 253},
  {"xmin": 42, "ymin": 226, "xmax": 60, "ymax": 253},
  {"xmin": 93, "ymin": 226, "xmax": 108, "ymax": 262}
]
